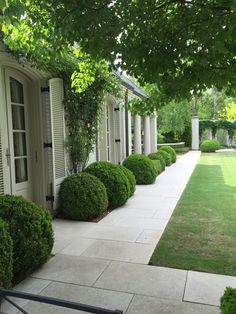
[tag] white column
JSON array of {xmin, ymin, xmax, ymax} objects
[
  {"xmin": 143, "ymin": 116, "xmax": 151, "ymax": 155},
  {"xmin": 208, "ymin": 128, "xmax": 213, "ymax": 140},
  {"xmin": 226, "ymin": 132, "xmax": 230, "ymax": 146},
  {"xmin": 191, "ymin": 116, "xmax": 199, "ymax": 150},
  {"xmin": 128, "ymin": 111, "xmax": 132, "ymax": 155},
  {"xmin": 150, "ymin": 114, "xmax": 157, "ymax": 153},
  {"xmin": 134, "ymin": 114, "xmax": 142, "ymax": 154}
]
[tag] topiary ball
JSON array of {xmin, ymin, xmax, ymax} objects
[
  {"xmin": 157, "ymin": 150, "xmax": 172, "ymax": 166},
  {"xmin": 0, "ymin": 218, "xmax": 13, "ymax": 288},
  {"xmin": 85, "ymin": 162, "xmax": 130, "ymax": 209},
  {"xmin": 123, "ymin": 154, "xmax": 157, "ymax": 184},
  {"xmin": 118, "ymin": 165, "xmax": 136, "ymax": 197},
  {"xmin": 200, "ymin": 140, "xmax": 220, "ymax": 152},
  {"xmin": 151, "ymin": 160, "xmax": 162, "ymax": 175},
  {"xmin": 148, "ymin": 152, "xmax": 166, "ymax": 171},
  {"xmin": 159, "ymin": 146, "xmax": 177, "ymax": 163},
  {"xmin": 0, "ymin": 195, "xmax": 54, "ymax": 281},
  {"xmin": 60, "ymin": 173, "xmax": 108, "ymax": 220}
]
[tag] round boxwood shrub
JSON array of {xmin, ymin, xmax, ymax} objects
[
  {"xmin": 118, "ymin": 165, "xmax": 136, "ymax": 197},
  {"xmin": 148, "ymin": 152, "xmax": 166, "ymax": 171},
  {"xmin": 122, "ymin": 154, "xmax": 157, "ymax": 184},
  {"xmin": 159, "ymin": 146, "xmax": 177, "ymax": 163},
  {"xmin": 151, "ymin": 160, "xmax": 163, "ymax": 175},
  {"xmin": 200, "ymin": 139, "xmax": 220, "ymax": 152},
  {"xmin": 60, "ymin": 173, "xmax": 108, "ymax": 220},
  {"xmin": 0, "ymin": 218, "xmax": 13, "ymax": 288},
  {"xmin": 85, "ymin": 162, "xmax": 130, "ymax": 209},
  {"xmin": 220, "ymin": 287, "xmax": 236, "ymax": 314},
  {"xmin": 157, "ymin": 150, "xmax": 172, "ymax": 166},
  {"xmin": 0, "ymin": 195, "xmax": 54, "ymax": 280}
]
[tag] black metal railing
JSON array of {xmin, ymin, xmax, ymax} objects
[{"xmin": 0, "ymin": 288, "xmax": 123, "ymax": 314}]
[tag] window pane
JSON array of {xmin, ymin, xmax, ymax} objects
[
  {"xmin": 15, "ymin": 158, "xmax": 28, "ymax": 183},
  {"xmin": 10, "ymin": 77, "xmax": 24, "ymax": 104},
  {"xmin": 12, "ymin": 105, "xmax": 25, "ymax": 130},
  {"xmin": 13, "ymin": 132, "xmax": 27, "ymax": 157}
]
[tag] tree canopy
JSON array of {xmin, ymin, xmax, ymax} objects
[{"xmin": 1, "ymin": 0, "xmax": 236, "ymax": 99}]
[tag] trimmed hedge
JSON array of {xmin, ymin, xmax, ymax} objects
[
  {"xmin": 85, "ymin": 162, "xmax": 130, "ymax": 209},
  {"xmin": 0, "ymin": 195, "xmax": 54, "ymax": 280},
  {"xmin": 220, "ymin": 287, "xmax": 236, "ymax": 314},
  {"xmin": 60, "ymin": 173, "xmax": 108, "ymax": 220},
  {"xmin": 123, "ymin": 154, "xmax": 157, "ymax": 184},
  {"xmin": 148, "ymin": 152, "xmax": 166, "ymax": 171},
  {"xmin": 200, "ymin": 139, "xmax": 220, "ymax": 152},
  {"xmin": 174, "ymin": 147, "xmax": 190, "ymax": 154},
  {"xmin": 0, "ymin": 218, "xmax": 13, "ymax": 288},
  {"xmin": 118, "ymin": 165, "xmax": 136, "ymax": 197},
  {"xmin": 159, "ymin": 146, "xmax": 177, "ymax": 163},
  {"xmin": 157, "ymin": 150, "xmax": 172, "ymax": 166}
]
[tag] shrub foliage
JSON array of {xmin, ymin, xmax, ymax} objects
[
  {"xmin": 148, "ymin": 152, "xmax": 166, "ymax": 171},
  {"xmin": 221, "ymin": 287, "xmax": 236, "ymax": 314},
  {"xmin": 157, "ymin": 150, "xmax": 172, "ymax": 166},
  {"xmin": 159, "ymin": 146, "xmax": 177, "ymax": 163},
  {"xmin": 0, "ymin": 218, "xmax": 13, "ymax": 288},
  {"xmin": 60, "ymin": 173, "xmax": 108, "ymax": 220},
  {"xmin": 0, "ymin": 195, "xmax": 54, "ymax": 280},
  {"xmin": 118, "ymin": 165, "xmax": 136, "ymax": 197},
  {"xmin": 85, "ymin": 162, "xmax": 130, "ymax": 208},
  {"xmin": 200, "ymin": 139, "xmax": 220, "ymax": 152},
  {"xmin": 123, "ymin": 154, "xmax": 157, "ymax": 184}
]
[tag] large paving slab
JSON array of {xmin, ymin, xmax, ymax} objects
[
  {"xmin": 82, "ymin": 239, "xmax": 155, "ymax": 264},
  {"xmin": 126, "ymin": 295, "xmax": 219, "ymax": 314},
  {"xmin": 184, "ymin": 270, "xmax": 236, "ymax": 306},
  {"xmin": 94, "ymin": 261, "xmax": 187, "ymax": 300},
  {"xmin": 100, "ymin": 215, "xmax": 168, "ymax": 230},
  {"xmin": 135, "ymin": 229, "xmax": 162, "ymax": 244},
  {"xmin": 59, "ymin": 237, "xmax": 96, "ymax": 256},
  {"xmin": 31, "ymin": 255, "xmax": 111, "ymax": 286},
  {"xmin": 81, "ymin": 224, "xmax": 143, "ymax": 242},
  {"xmin": 22, "ymin": 281, "xmax": 132, "ymax": 314},
  {"xmin": 0, "ymin": 277, "xmax": 51, "ymax": 314}
]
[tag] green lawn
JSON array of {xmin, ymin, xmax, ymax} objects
[{"xmin": 150, "ymin": 152, "xmax": 236, "ymax": 276}]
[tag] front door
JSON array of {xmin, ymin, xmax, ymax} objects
[{"xmin": 5, "ymin": 69, "xmax": 32, "ymax": 199}]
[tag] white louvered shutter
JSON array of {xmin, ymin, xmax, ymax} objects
[
  {"xmin": 114, "ymin": 104, "xmax": 121, "ymax": 164},
  {"xmin": 49, "ymin": 78, "xmax": 66, "ymax": 209},
  {"xmin": 0, "ymin": 129, "xmax": 4, "ymax": 195}
]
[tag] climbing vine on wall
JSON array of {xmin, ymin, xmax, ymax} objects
[
  {"xmin": 200, "ymin": 120, "xmax": 236, "ymax": 138},
  {"xmin": 1, "ymin": 27, "xmax": 122, "ymax": 172}
]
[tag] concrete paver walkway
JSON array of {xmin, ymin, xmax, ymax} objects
[{"xmin": 2, "ymin": 151, "xmax": 234, "ymax": 313}]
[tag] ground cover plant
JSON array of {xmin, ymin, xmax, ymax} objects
[{"xmin": 150, "ymin": 152, "xmax": 236, "ymax": 276}]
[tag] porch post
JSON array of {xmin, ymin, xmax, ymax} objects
[
  {"xmin": 226, "ymin": 132, "xmax": 230, "ymax": 146},
  {"xmin": 191, "ymin": 115, "xmax": 199, "ymax": 150},
  {"xmin": 134, "ymin": 114, "xmax": 142, "ymax": 154},
  {"xmin": 143, "ymin": 116, "xmax": 151, "ymax": 155},
  {"xmin": 209, "ymin": 128, "xmax": 213, "ymax": 140},
  {"xmin": 150, "ymin": 114, "xmax": 157, "ymax": 153}
]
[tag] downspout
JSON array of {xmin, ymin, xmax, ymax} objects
[{"xmin": 124, "ymin": 88, "xmax": 129, "ymax": 157}]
